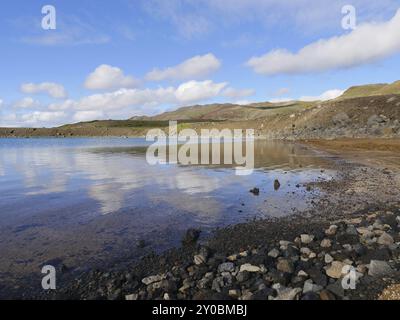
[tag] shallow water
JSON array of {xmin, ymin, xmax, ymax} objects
[{"xmin": 0, "ymin": 138, "xmax": 335, "ymax": 283}]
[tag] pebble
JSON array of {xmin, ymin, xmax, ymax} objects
[
  {"xmin": 326, "ymin": 261, "xmax": 346, "ymax": 279},
  {"xmin": 320, "ymin": 239, "xmax": 332, "ymax": 248},
  {"xmin": 218, "ymin": 262, "xmax": 235, "ymax": 273},
  {"xmin": 142, "ymin": 275, "xmax": 164, "ymax": 285},
  {"xmin": 325, "ymin": 225, "xmax": 338, "ymax": 236},
  {"xmin": 268, "ymin": 248, "xmax": 280, "ymax": 258},
  {"xmin": 368, "ymin": 260, "xmax": 393, "ymax": 277},
  {"xmin": 301, "ymin": 234, "xmax": 314, "ymax": 244},
  {"xmin": 377, "ymin": 232, "xmax": 394, "ymax": 246},
  {"xmin": 239, "ymin": 263, "xmax": 261, "ymax": 273},
  {"xmin": 277, "ymin": 259, "xmax": 294, "ymax": 274}
]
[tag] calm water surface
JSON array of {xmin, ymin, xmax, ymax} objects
[{"xmin": 0, "ymin": 138, "xmax": 335, "ymax": 282}]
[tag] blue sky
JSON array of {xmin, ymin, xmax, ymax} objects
[{"xmin": 1, "ymin": 0, "xmax": 400, "ymax": 127}]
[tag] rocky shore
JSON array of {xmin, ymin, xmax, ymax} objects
[{"xmin": 48, "ymin": 206, "xmax": 400, "ymax": 300}]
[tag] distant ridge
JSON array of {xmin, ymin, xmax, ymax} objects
[{"xmin": 340, "ymin": 80, "xmax": 400, "ymax": 99}]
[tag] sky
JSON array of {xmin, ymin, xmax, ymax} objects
[{"xmin": 1, "ymin": 0, "xmax": 400, "ymax": 127}]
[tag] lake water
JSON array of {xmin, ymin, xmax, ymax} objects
[{"xmin": 0, "ymin": 138, "xmax": 335, "ymax": 288}]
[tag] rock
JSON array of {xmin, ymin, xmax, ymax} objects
[
  {"xmin": 218, "ymin": 262, "xmax": 235, "ymax": 273},
  {"xmin": 368, "ymin": 115, "xmax": 386, "ymax": 126},
  {"xmin": 368, "ymin": 260, "xmax": 393, "ymax": 277},
  {"xmin": 142, "ymin": 275, "xmax": 164, "ymax": 285},
  {"xmin": 307, "ymin": 267, "xmax": 328, "ymax": 287},
  {"xmin": 274, "ymin": 180, "xmax": 281, "ymax": 191},
  {"xmin": 236, "ymin": 271, "xmax": 250, "ymax": 283},
  {"xmin": 346, "ymin": 225, "xmax": 358, "ymax": 236},
  {"xmin": 268, "ymin": 248, "xmax": 280, "ymax": 258},
  {"xmin": 228, "ymin": 289, "xmax": 240, "ymax": 299},
  {"xmin": 125, "ymin": 293, "xmax": 138, "ymax": 300},
  {"xmin": 301, "ymin": 292, "xmax": 320, "ymax": 300},
  {"xmin": 325, "ymin": 254, "xmax": 334, "ymax": 264},
  {"xmin": 320, "ymin": 239, "xmax": 332, "ymax": 248},
  {"xmin": 325, "ymin": 225, "xmax": 338, "ymax": 236},
  {"xmin": 326, "ymin": 280, "xmax": 345, "ymax": 298},
  {"xmin": 332, "ymin": 112, "xmax": 350, "ymax": 126},
  {"xmin": 277, "ymin": 259, "xmax": 294, "ymax": 274},
  {"xmin": 227, "ymin": 254, "xmax": 237, "ymax": 262},
  {"xmin": 182, "ymin": 228, "xmax": 201, "ymax": 245},
  {"xmin": 301, "ymin": 234, "xmax": 314, "ymax": 244},
  {"xmin": 303, "ymin": 279, "xmax": 323, "ymax": 293},
  {"xmin": 239, "ymin": 263, "xmax": 261, "ymax": 273},
  {"xmin": 194, "ymin": 254, "xmax": 206, "ymax": 265},
  {"xmin": 249, "ymin": 188, "xmax": 260, "ymax": 195},
  {"xmin": 326, "ymin": 261, "xmax": 346, "ymax": 279},
  {"xmin": 319, "ymin": 290, "xmax": 336, "ymax": 300},
  {"xmin": 377, "ymin": 232, "xmax": 394, "ymax": 246},
  {"xmin": 279, "ymin": 240, "xmax": 291, "ymax": 250},
  {"xmin": 298, "ymin": 270, "xmax": 308, "ymax": 277},
  {"xmin": 240, "ymin": 291, "xmax": 254, "ymax": 301},
  {"xmin": 273, "ymin": 285, "xmax": 302, "ymax": 300}
]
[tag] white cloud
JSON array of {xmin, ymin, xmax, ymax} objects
[
  {"xmin": 247, "ymin": 9, "xmax": 400, "ymax": 75},
  {"xmin": 145, "ymin": 54, "xmax": 221, "ymax": 81},
  {"xmin": 13, "ymin": 97, "xmax": 40, "ymax": 109},
  {"xmin": 222, "ymin": 87, "xmax": 255, "ymax": 99},
  {"xmin": 20, "ymin": 111, "xmax": 66, "ymax": 124},
  {"xmin": 52, "ymin": 80, "xmax": 228, "ymax": 113},
  {"xmin": 21, "ymin": 82, "xmax": 67, "ymax": 99},
  {"xmin": 84, "ymin": 64, "xmax": 140, "ymax": 90},
  {"xmin": 300, "ymin": 89, "xmax": 344, "ymax": 101},
  {"xmin": 174, "ymin": 80, "xmax": 227, "ymax": 103},
  {"xmin": 73, "ymin": 111, "xmax": 105, "ymax": 122}
]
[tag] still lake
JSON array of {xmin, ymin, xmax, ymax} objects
[{"xmin": 0, "ymin": 138, "xmax": 335, "ymax": 283}]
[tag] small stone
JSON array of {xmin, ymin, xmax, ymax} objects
[
  {"xmin": 218, "ymin": 262, "xmax": 235, "ymax": 273},
  {"xmin": 163, "ymin": 293, "xmax": 171, "ymax": 300},
  {"xmin": 125, "ymin": 293, "xmax": 138, "ymax": 300},
  {"xmin": 320, "ymin": 239, "xmax": 332, "ymax": 248},
  {"xmin": 240, "ymin": 291, "xmax": 254, "ymax": 301},
  {"xmin": 236, "ymin": 271, "xmax": 250, "ymax": 283},
  {"xmin": 249, "ymin": 188, "xmax": 260, "ymax": 196},
  {"xmin": 368, "ymin": 260, "xmax": 393, "ymax": 277},
  {"xmin": 325, "ymin": 225, "xmax": 338, "ymax": 236},
  {"xmin": 326, "ymin": 261, "xmax": 346, "ymax": 279},
  {"xmin": 319, "ymin": 290, "xmax": 336, "ymax": 300},
  {"xmin": 274, "ymin": 286, "xmax": 302, "ymax": 300},
  {"xmin": 268, "ymin": 248, "xmax": 280, "ymax": 258},
  {"xmin": 303, "ymin": 279, "xmax": 323, "ymax": 293},
  {"xmin": 301, "ymin": 234, "xmax": 314, "ymax": 244},
  {"xmin": 346, "ymin": 225, "xmax": 358, "ymax": 235},
  {"xmin": 324, "ymin": 254, "xmax": 334, "ymax": 264},
  {"xmin": 279, "ymin": 240, "xmax": 291, "ymax": 250},
  {"xmin": 239, "ymin": 251, "xmax": 248, "ymax": 257},
  {"xmin": 194, "ymin": 254, "xmax": 206, "ymax": 265},
  {"xmin": 227, "ymin": 254, "xmax": 237, "ymax": 262},
  {"xmin": 377, "ymin": 232, "xmax": 394, "ymax": 246},
  {"xmin": 298, "ymin": 270, "xmax": 308, "ymax": 277},
  {"xmin": 274, "ymin": 179, "xmax": 281, "ymax": 191},
  {"xmin": 142, "ymin": 275, "xmax": 163, "ymax": 285},
  {"xmin": 277, "ymin": 258, "xmax": 294, "ymax": 274},
  {"xmin": 229, "ymin": 289, "xmax": 240, "ymax": 299},
  {"xmin": 239, "ymin": 263, "xmax": 261, "ymax": 273}
]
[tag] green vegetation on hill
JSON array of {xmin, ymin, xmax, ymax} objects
[{"xmin": 339, "ymin": 80, "xmax": 400, "ymax": 99}]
